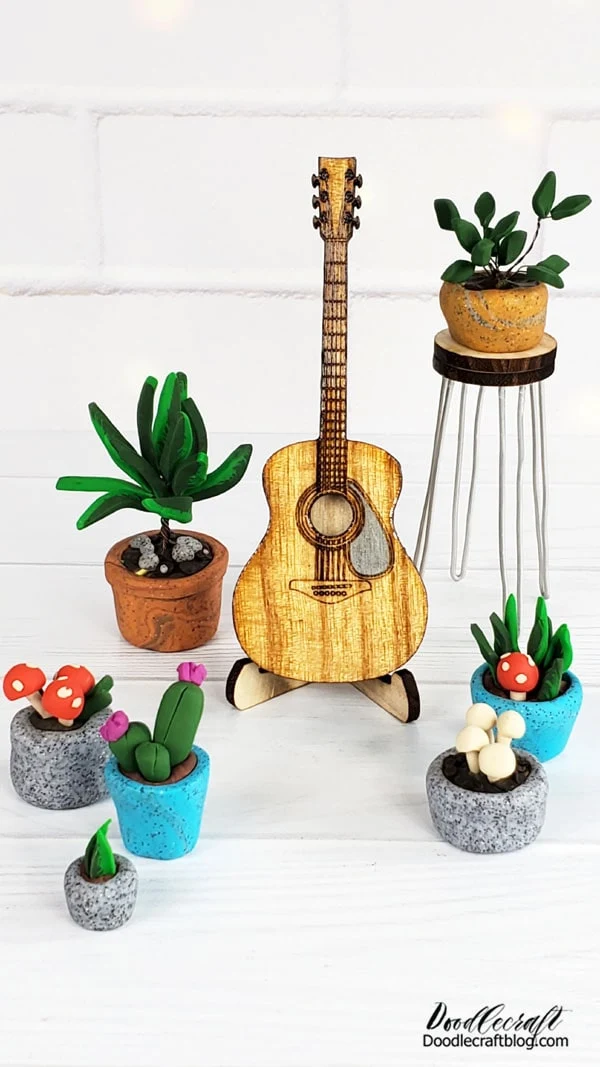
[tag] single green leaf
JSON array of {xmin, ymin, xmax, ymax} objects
[
  {"xmin": 503, "ymin": 594, "xmax": 520, "ymax": 651},
  {"xmin": 141, "ymin": 496, "xmax": 193, "ymax": 523},
  {"xmin": 474, "ymin": 191, "xmax": 495, "ymax": 228},
  {"xmin": 79, "ymin": 674, "xmax": 114, "ymax": 722},
  {"xmin": 56, "ymin": 475, "xmax": 146, "ymax": 499},
  {"xmin": 88, "ymin": 402, "xmax": 164, "ymax": 495},
  {"xmin": 537, "ymin": 657, "xmax": 564, "ymax": 701},
  {"xmin": 498, "ymin": 229, "xmax": 527, "ymax": 266},
  {"xmin": 183, "ymin": 451, "xmax": 209, "ymax": 495},
  {"xmin": 162, "ymin": 373, "xmax": 189, "ymax": 462},
  {"xmin": 84, "ymin": 819, "xmax": 116, "ymax": 880},
  {"xmin": 160, "ymin": 413, "xmax": 192, "ymax": 483},
  {"xmin": 192, "ymin": 444, "xmax": 252, "ymax": 501},
  {"xmin": 526, "ymin": 264, "xmax": 564, "ymax": 289},
  {"xmin": 527, "ymin": 597, "xmax": 549, "ymax": 665},
  {"xmin": 440, "ymin": 259, "xmax": 475, "ymax": 284},
  {"xmin": 76, "ymin": 492, "xmax": 147, "ymax": 530},
  {"xmin": 550, "ymin": 194, "xmax": 591, "ymax": 220},
  {"xmin": 451, "ymin": 218, "xmax": 481, "ymax": 253},
  {"xmin": 182, "ymin": 397, "xmax": 208, "ymax": 455},
  {"xmin": 490, "ymin": 612, "xmax": 513, "ymax": 657},
  {"xmin": 137, "ymin": 375, "xmax": 158, "ymax": 466},
  {"xmin": 172, "ymin": 455, "xmax": 200, "ymax": 496},
  {"xmin": 532, "ymin": 171, "xmax": 556, "ymax": 218},
  {"xmin": 491, "ymin": 211, "xmax": 519, "ymax": 242},
  {"xmin": 544, "ymin": 623, "xmax": 573, "ymax": 673},
  {"xmin": 434, "ymin": 198, "xmax": 460, "ymax": 231},
  {"xmin": 470, "ymin": 237, "xmax": 494, "ymax": 267},
  {"xmin": 470, "ymin": 623, "xmax": 498, "ymax": 674},
  {"xmin": 536, "ymin": 254, "xmax": 569, "ymax": 274},
  {"xmin": 152, "ymin": 372, "xmax": 178, "ymax": 459}
]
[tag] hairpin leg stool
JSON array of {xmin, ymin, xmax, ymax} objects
[{"xmin": 414, "ymin": 329, "xmax": 556, "ymax": 612}]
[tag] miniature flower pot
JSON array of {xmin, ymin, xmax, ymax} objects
[
  {"xmin": 10, "ymin": 708, "xmax": 111, "ymax": 809},
  {"xmin": 105, "ymin": 745, "xmax": 210, "ymax": 860},
  {"xmin": 104, "ymin": 530, "xmax": 228, "ymax": 652},
  {"xmin": 64, "ymin": 855, "xmax": 137, "ymax": 931},
  {"xmin": 439, "ymin": 281, "xmax": 548, "ymax": 352},
  {"xmin": 426, "ymin": 748, "xmax": 548, "ymax": 854},
  {"xmin": 470, "ymin": 663, "xmax": 583, "ymax": 762}
]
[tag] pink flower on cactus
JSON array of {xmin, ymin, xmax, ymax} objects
[
  {"xmin": 99, "ymin": 710, "xmax": 129, "ymax": 742},
  {"xmin": 177, "ymin": 662, "xmax": 207, "ymax": 687}
]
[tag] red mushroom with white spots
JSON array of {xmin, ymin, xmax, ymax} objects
[
  {"xmin": 496, "ymin": 652, "xmax": 539, "ymax": 701},
  {"xmin": 3, "ymin": 664, "xmax": 50, "ymax": 718},
  {"xmin": 54, "ymin": 664, "xmax": 95, "ymax": 695},
  {"xmin": 41, "ymin": 678, "xmax": 86, "ymax": 728}
]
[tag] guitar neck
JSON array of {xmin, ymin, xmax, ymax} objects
[{"xmin": 318, "ymin": 238, "xmax": 348, "ymax": 492}]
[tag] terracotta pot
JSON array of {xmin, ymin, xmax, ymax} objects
[
  {"xmin": 104, "ymin": 530, "xmax": 228, "ymax": 652},
  {"xmin": 440, "ymin": 281, "xmax": 548, "ymax": 352}
]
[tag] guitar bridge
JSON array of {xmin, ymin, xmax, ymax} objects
[{"xmin": 290, "ymin": 579, "xmax": 371, "ymax": 602}]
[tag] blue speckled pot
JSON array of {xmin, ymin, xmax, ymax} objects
[
  {"xmin": 105, "ymin": 745, "xmax": 210, "ymax": 860},
  {"xmin": 470, "ymin": 664, "xmax": 583, "ymax": 762}
]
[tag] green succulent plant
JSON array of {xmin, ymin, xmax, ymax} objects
[
  {"xmin": 471, "ymin": 595, "xmax": 573, "ymax": 701},
  {"xmin": 56, "ymin": 371, "xmax": 252, "ymax": 555},
  {"xmin": 435, "ymin": 172, "xmax": 591, "ymax": 289},
  {"xmin": 82, "ymin": 819, "xmax": 117, "ymax": 881}
]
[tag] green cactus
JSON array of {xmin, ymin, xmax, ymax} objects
[
  {"xmin": 135, "ymin": 741, "xmax": 171, "ymax": 783},
  {"xmin": 108, "ymin": 721, "xmax": 151, "ymax": 773},
  {"xmin": 153, "ymin": 680, "xmax": 204, "ymax": 767}
]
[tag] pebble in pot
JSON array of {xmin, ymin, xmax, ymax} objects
[
  {"xmin": 103, "ymin": 662, "xmax": 210, "ymax": 860},
  {"xmin": 64, "ymin": 819, "xmax": 138, "ymax": 931},
  {"xmin": 3, "ymin": 663, "xmax": 115, "ymax": 809},
  {"xmin": 426, "ymin": 703, "xmax": 548, "ymax": 854}
]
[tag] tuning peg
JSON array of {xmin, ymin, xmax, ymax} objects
[
  {"xmin": 354, "ymin": 173, "xmax": 363, "ymax": 188},
  {"xmin": 311, "ymin": 174, "xmax": 320, "ymax": 188},
  {"xmin": 312, "ymin": 215, "xmax": 321, "ymax": 229},
  {"xmin": 353, "ymin": 195, "xmax": 362, "ymax": 209},
  {"xmin": 353, "ymin": 216, "xmax": 360, "ymax": 229},
  {"xmin": 312, "ymin": 195, "xmax": 320, "ymax": 209}
]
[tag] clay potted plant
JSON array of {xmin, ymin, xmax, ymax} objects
[
  {"xmin": 471, "ymin": 594, "xmax": 582, "ymax": 761},
  {"xmin": 56, "ymin": 371, "xmax": 252, "ymax": 652},
  {"xmin": 64, "ymin": 818, "xmax": 138, "ymax": 931},
  {"xmin": 3, "ymin": 663, "xmax": 114, "ymax": 809},
  {"xmin": 426, "ymin": 702, "xmax": 548, "ymax": 854},
  {"xmin": 434, "ymin": 172, "xmax": 591, "ymax": 351},
  {"xmin": 103, "ymin": 662, "xmax": 209, "ymax": 860}
]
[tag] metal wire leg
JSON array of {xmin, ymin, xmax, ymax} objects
[
  {"xmin": 415, "ymin": 377, "xmax": 453, "ymax": 573},
  {"xmin": 498, "ymin": 387, "xmax": 508, "ymax": 607},
  {"xmin": 516, "ymin": 385, "xmax": 526, "ymax": 616},
  {"xmin": 530, "ymin": 381, "xmax": 550, "ymax": 598},
  {"xmin": 450, "ymin": 385, "xmax": 483, "ymax": 582}
]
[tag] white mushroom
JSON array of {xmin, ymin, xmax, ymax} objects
[
  {"xmin": 479, "ymin": 742, "xmax": 517, "ymax": 783},
  {"xmin": 465, "ymin": 702, "xmax": 497, "ymax": 743},
  {"xmin": 455, "ymin": 725, "xmax": 489, "ymax": 774},
  {"xmin": 496, "ymin": 710, "xmax": 526, "ymax": 746}
]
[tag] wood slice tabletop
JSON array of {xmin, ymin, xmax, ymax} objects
[{"xmin": 433, "ymin": 329, "xmax": 557, "ymax": 387}]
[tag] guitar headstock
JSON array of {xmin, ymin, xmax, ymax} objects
[{"xmin": 312, "ymin": 156, "xmax": 362, "ymax": 241}]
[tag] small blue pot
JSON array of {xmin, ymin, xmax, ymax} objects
[
  {"xmin": 105, "ymin": 745, "xmax": 210, "ymax": 860},
  {"xmin": 470, "ymin": 664, "xmax": 583, "ymax": 762}
]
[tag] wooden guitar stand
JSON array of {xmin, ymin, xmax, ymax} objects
[{"xmin": 226, "ymin": 658, "xmax": 421, "ymax": 724}]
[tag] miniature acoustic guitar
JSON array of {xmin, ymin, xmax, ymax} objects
[{"xmin": 233, "ymin": 157, "xmax": 427, "ymax": 683}]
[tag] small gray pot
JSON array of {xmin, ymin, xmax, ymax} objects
[
  {"xmin": 10, "ymin": 707, "xmax": 111, "ymax": 809},
  {"xmin": 64, "ymin": 855, "xmax": 138, "ymax": 931},
  {"xmin": 426, "ymin": 748, "xmax": 548, "ymax": 854}
]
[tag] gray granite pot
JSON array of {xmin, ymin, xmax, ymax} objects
[
  {"xmin": 10, "ymin": 707, "xmax": 111, "ymax": 809},
  {"xmin": 64, "ymin": 855, "xmax": 138, "ymax": 931},
  {"xmin": 426, "ymin": 748, "xmax": 548, "ymax": 854}
]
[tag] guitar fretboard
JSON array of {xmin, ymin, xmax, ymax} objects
[{"xmin": 317, "ymin": 239, "xmax": 348, "ymax": 492}]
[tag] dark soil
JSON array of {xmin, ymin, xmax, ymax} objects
[
  {"xmin": 80, "ymin": 861, "xmax": 117, "ymax": 885},
  {"xmin": 121, "ymin": 533, "xmax": 213, "ymax": 580},
  {"xmin": 29, "ymin": 709, "xmax": 91, "ymax": 733},
  {"xmin": 442, "ymin": 751, "xmax": 531, "ymax": 794},
  {"xmin": 482, "ymin": 668, "xmax": 569, "ymax": 701},
  {"xmin": 122, "ymin": 751, "xmax": 197, "ymax": 787},
  {"xmin": 462, "ymin": 271, "xmax": 539, "ymax": 292}
]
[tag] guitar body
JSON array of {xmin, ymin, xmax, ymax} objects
[{"xmin": 233, "ymin": 439, "xmax": 427, "ymax": 682}]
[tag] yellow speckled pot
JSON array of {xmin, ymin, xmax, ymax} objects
[{"xmin": 440, "ymin": 281, "xmax": 548, "ymax": 353}]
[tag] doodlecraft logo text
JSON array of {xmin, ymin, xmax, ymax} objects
[{"xmin": 423, "ymin": 1002, "xmax": 570, "ymax": 1052}]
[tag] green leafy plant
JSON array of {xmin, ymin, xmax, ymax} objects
[
  {"xmin": 56, "ymin": 371, "xmax": 252, "ymax": 560},
  {"xmin": 102, "ymin": 662, "xmax": 206, "ymax": 783},
  {"xmin": 82, "ymin": 819, "xmax": 117, "ymax": 880},
  {"xmin": 471, "ymin": 595, "xmax": 573, "ymax": 701},
  {"xmin": 435, "ymin": 172, "xmax": 591, "ymax": 289}
]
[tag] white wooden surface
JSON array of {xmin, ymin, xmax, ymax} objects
[{"xmin": 0, "ymin": 430, "xmax": 598, "ymax": 1067}]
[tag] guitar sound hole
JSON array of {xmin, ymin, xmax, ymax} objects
[{"xmin": 309, "ymin": 493, "xmax": 354, "ymax": 537}]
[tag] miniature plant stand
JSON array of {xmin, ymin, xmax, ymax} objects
[{"xmin": 415, "ymin": 330, "xmax": 556, "ymax": 608}]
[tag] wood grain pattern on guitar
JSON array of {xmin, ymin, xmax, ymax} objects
[{"xmin": 233, "ymin": 157, "xmax": 427, "ymax": 683}]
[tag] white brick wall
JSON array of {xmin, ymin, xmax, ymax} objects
[{"xmin": 0, "ymin": 0, "xmax": 598, "ymax": 434}]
